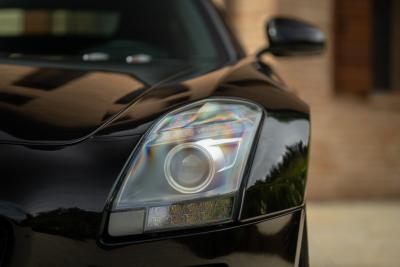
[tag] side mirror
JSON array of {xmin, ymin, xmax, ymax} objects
[{"xmin": 258, "ymin": 17, "xmax": 326, "ymax": 57}]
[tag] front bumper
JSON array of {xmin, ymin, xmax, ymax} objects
[{"xmin": 6, "ymin": 208, "xmax": 306, "ymax": 267}]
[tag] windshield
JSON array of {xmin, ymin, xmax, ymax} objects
[{"xmin": 0, "ymin": 0, "xmax": 228, "ymax": 63}]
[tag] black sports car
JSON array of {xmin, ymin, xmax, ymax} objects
[{"xmin": 0, "ymin": 1, "xmax": 325, "ymax": 266}]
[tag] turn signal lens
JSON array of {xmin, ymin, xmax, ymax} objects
[{"xmin": 146, "ymin": 196, "xmax": 234, "ymax": 232}]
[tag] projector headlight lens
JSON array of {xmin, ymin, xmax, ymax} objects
[
  {"xmin": 108, "ymin": 99, "xmax": 262, "ymax": 236},
  {"xmin": 165, "ymin": 143, "xmax": 217, "ymax": 194}
]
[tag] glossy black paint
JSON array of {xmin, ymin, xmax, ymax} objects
[
  {"xmin": 0, "ymin": 59, "xmax": 195, "ymax": 144},
  {"xmin": 240, "ymin": 111, "xmax": 310, "ymax": 220},
  {"xmin": 0, "ymin": 2, "xmax": 313, "ymax": 266},
  {"xmin": 8, "ymin": 210, "xmax": 305, "ymax": 267},
  {"xmin": 0, "ymin": 56, "xmax": 310, "ymax": 266},
  {"xmin": 260, "ymin": 17, "xmax": 326, "ymax": 57}
]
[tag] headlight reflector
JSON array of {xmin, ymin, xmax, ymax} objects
[{"xmin": 108, "ymin": 99, "xmax": 262, "ymax": 236}]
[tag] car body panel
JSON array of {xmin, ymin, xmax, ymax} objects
[
  {"xmin": 0, "ymin": 1, "xmax": 313, "ymax": 265},
  {"xmin": 0, "ymin": 59, "xmax": 198, "ymax": 144},
  {"xmin": 8, "ymin": 209, "xmax": 305, "ymax": 267},
  {"xmin": 0, "ymin": 56, "xmax": 310, "ymax": 267}
]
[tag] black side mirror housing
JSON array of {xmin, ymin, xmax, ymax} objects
[{"xmin": 258, "ymin": 17, "xmax": 326, "ymax": 57}]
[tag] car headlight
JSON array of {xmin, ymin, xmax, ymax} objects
[{"xmin": 107, "ymin": 99, "xmax": 262, "ymax": 236}]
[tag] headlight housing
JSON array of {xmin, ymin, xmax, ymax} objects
[{"xmin": 107, "ymin": 99, "xmax": 262, "ymax": 236}]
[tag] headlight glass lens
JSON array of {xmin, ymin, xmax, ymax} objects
[{"xmin": 109, "ymin": 99, "xmax": 262, "ymax": 236}]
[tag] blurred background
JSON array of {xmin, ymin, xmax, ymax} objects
[{"xmin": 215, "ymin": 0, "xmax": 400, "ymax": 266}]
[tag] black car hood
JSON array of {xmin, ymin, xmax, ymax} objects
[{"xmin": 0, "ymin": 59, "xmax": 208, "ymax": 145}]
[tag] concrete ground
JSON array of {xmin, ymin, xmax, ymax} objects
[{"xmin": 307, "ymin": 201, "xmax": 400, "ymax": 267}]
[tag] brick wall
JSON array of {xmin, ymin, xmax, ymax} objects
[
  {"xmin": 334, "ymin": 0, "xmax": 373, "ymax": 95},
  {"xmin": 227, "ymin": 0, "xmax": 400, "ymax": 200}
]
